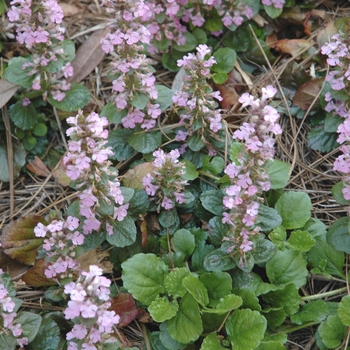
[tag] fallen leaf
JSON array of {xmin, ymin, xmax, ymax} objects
[
  {"xmin": 274, "ymin": 39, "xmax": 311, "ymax": 58},
  {"xmin": 122, "ymin": 162, "xmax": 156, "ymax": 189},
  {"xmin": 59, "ymin": 3, "xmax": 80, "ymax": 17},
  {"xmin": 317, "ymin": 21, "xmax": 337, "ymax": 49},
  {"xmin": 293, "ymin": 78, "xmax": 323, "ymax": 110},
  {"xmin": 26, "ymin": 156, "xmax": 51, "ymax": 177},
  {"xmin": 22, "ymin": 259, "xmax": 57, "ymax": 287},
  {"xmin": 52, "ymin": 158, "xmax": 71, "ymax": 186},
  {"xmin": 1, "ymin": 216, "xmax": 46, "ymax": 265},
  {"xmin": 0, "ymin": 79, "xmax": 18, "ymax": 108},
  {"xmin": 0, "ymin": 248, "xmax": 29, "ymax": 279},
  {"xmin": 76, "ymin": 248, "xmax": 113, "ymax": 273},
  {"xmin": 68, "ymin": 29, "xmax": 108, "ymax": 83}
]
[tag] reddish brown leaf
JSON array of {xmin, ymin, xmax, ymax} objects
[
  {"xmin": 0, "ymin": 79, "xmax": 18, "ymax": 108},
  {"xmin": 122, "ymin": 162, "xmax": 156, "ymax": 189},
  {"xmin": 1, "ymin": 216, "xmax": 46, "ymax": 265},
  {"xmin": 293, "ymin": 78, "xmax": 323, "ymax": 111},
  {"xmin": 26, "ymin": 156, "xmax": 50, "ymax": 177},
  {"xmin": 274, "ymin": 39, "xmax": 311, "ymax": 58},
  {"xmin": 22, "ymin": 259, "xmax": 57, "ymax": 287},
  {"xmin": 110, "ymin": 293, "xmax": 146, "ymax": 327},
  {"xmin": 140, "ymin": 220, "xmax": 148, "ymax": 248},
  {"xmin": 0, "ymin": 248, "xmax": 29, "ymax": 279},
  {"xmin": 76, "ymin": 248, "xmax": 113, "ymax": 273},
  {"xmin": 69, "ymin": 29, "xmax": 108, "ymax": 83}
]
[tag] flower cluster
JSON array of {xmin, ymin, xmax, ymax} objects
[
  {"xmin": 64, "ymin": 265, "xmax": 120, "ymax": 349},
  {"xmin": 34, "ymin": 215, "xmax": 83, "ymax": 279},
  {"xmin": 221, "ymin": 86, "xmax": 281, "ymax": 257},
  {"xmin": 261, "ymin": 0, "xmax": 285, "ymax": 9},
  {"xmin": 321, "ymin": 34, "xmax": 350, "ymax": 200},
  {"xmin": 63, "ymin": 110, "xmax": 129, "ymax": 236},
  {"xmin": 172, "ymin": 44, "xmax": 223, "ymax": 152},
  {"xmin": 0, "ymin": 270, "xmax": 28, "ymax": 348},
  {"xmin": 99, "ymin": 0, "xmax": 162, "ymax": 130},
  {"xmin": 7, "ymin": 0, "xmax": 73, "ymax": 101},
  {"xmin": 143, "ymin": 148, "xmax": 188, "ymax": 211}
]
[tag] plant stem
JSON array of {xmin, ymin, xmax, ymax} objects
[
  {"xmin": 301, "ymin": 287, "xmax": 348, "ymax": 301},
  {"xmin": 198, "ymin": 170, "xmax": 221, "ymax": 181}
]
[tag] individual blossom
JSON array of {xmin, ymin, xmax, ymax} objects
[
  {"xmin": 142, "ymin": 148, "xmax": 188, "ymax": 211},
  {"xmin": 261, "ymin": 0, "xmax": 285, "ymax": 9},
  {"xmin": 63, "ymin": 110, "xmax": 129, "ymax": 236},
  {"xmin": 0, "ymin": 270, "xmax": 28, "ymax": 348},
  {"xmin": 220, "ymin": 86, "xmax": 281, "ymax": 262},
  {"xmin": 64, "ymin": 265, "xmax": 120, "ymax": 349},
  {"xmin": 172, "ymin": 44, "xmax": 224, "ymax": 152}
]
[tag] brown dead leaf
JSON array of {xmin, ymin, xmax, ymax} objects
[
  {"xmin": 0, "ymin": 79, "xmax": 18, "ymax": 108},
  {"xmin": 122, "ymin": 162, "xmax": 156, "ymax": 189},
  {"xmin": 293, "ymin": 78, "xmax": 323, "ymax": 111},
  {"xmin": 22, "ymin": 259, "xmax": 57, "ymax": 287},
  {"xmin": 76, "ymin": 248, "xmax": 113, "ymax": 273},
  {"xmin": 0, "ymin": 248, "xmax": 29, "ymax": 279},
  {"xmin": 26, "ymin": 156, "xmax": 51, "ymax": 177},
  {"xmin": 59, "ymin": 3, "xmax": 80, "ymax": 17},
  {"xmin": 274, "ymin": 39, "xmax": 311, "ymax": 58},
  {"xmin": 52, "ymin": 158, "xmax": 71, "ymax": 186},
  {"xmin": 317, "ymin": 21, "xmax": 337, "ymax": 50},
  {"xmin": 69, "ymin": 29, "xmax": 108, "ymax": 83}
]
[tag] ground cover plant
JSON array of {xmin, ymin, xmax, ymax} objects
[{"xmin": 1, "ymin": 0, "xmax": 350, "ymax": 349}]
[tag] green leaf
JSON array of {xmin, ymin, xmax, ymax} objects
[
  {"xmin": 155, "ymin": 85, "xmax": 174, "ymax": 110},
  {"xmin": 172, "ymin": 229, "xmax": 195, "ymax": 257},
  {"xmin": 212, "ymin": 72, "xmax": 228, "ymax": 84},
  {"xmin": 48, "ymin": 83, "xmax": 90, "ymax": 112},
  {"xmin": 164, "ymin": 267, "xmax": 191, "ymax": 298},
  {"xmin": 159, "ymin": 323, "xmax": 186, "ymax": 350},
  {"xmin": 204, "ymin": 8, "xmax": 223, "ymax": 32},
  {"xmin": 45, "ymin": 40, "xmax": 75, "ymax": 72},
  {"xmin": 287, "ymin": 230, "xmax": 316, "ymax": 252},
  {"xmin": 275, "ymin": 191, "xmax": 312, "ymax": 229},
  {"xmin": 200, "ymin": 334, "xmax": 226, "ymax": 350},
  {"xmin": 106, "ymin": 215, "xmax": 137, "ymax": 247},
  {"xmin": 203, "ymin": 294, "xmax": 243, "ymax": 314},
  {"xmin": 100, "ymin": 102, "xmax": 125, "ymax": 124},
  {"xmin": 338, "ymin": 295, "xmax": 350, "ymax": 326},
  {"xmin": 159, "ymin": 209, "xmax": 178, "ymax": 228},
  {"xmin": 327, "ymin": 216, "xmax": 350, "ymax": 254},
  {"xmin": 204, "ymin": 248, "xmax": 236, "ymax": 272},
  {"xmin": 131, "ymin": 92, "xmax": 149, "ymax": 109},
  {"xmin": 200, "ymin": 190, "xmax": 224, "ymax": 216},
  {"xmin": 107, "ymin": 129, "xmax": 137, "ymax": 161},
  {"xmin": 225, "ymin": 309, "xmax": 267, "ymax": 350},
  {"xmin": 212, "ymin": 48, "xmax": 237, "ymax": 73},
  {"xmin": 201, "ymin": 156, "xmax": 225, "ymax": 175},
  {"xmin": 255, "ymin": 341, "xmax": 286, "ymax": 350},
  {"xmin": 229, "ymin": 141, "xmax": 244, "ymax": 164},
  {"xmin": 199, "ymin": 271, "xmax": 232, "ymax": 307},
  {"xmin": 267, "ymin": 159, "xmax": 291, "ymax": 189},
  {"xmin": 9, "ymin": 99, "xmax": 38, "ymax": 130},
  {"xmin": 256, "ymin": 204, "xmax": 282, "ymax": 232},
  {"xmin": 290, "ymin": 300, "xmax": 329, "ymax": 325},
  {"xmin": 4, "ymin": 57, "xmax": 34, "ymax": 87},
  {"xmin": 307, "ymin": 127, "xmax": 339, "ymax": 153},
  {"xmin": 128, "ymin": 131, "xmax": 162, "ymax": 153},
  {"xmin": 183, "ymin": 160, "xmax": 199, "ymax": 181},
  {"xmin": 318, "ymin": 315, "xmax": 347, "ymax": 349},
  {"xmin": 0, "ymin": 334, "xmax": 17, "ymax": 349},
  {"xmin": 33, "ymin": 123, "xmax": 47, "ymax": 136},
  {"xmin": 17, "ymin": 311, "xmax": 42, "ymax": 342},
  {"xmin": 266, "ymin": 249, "xmax": 308, "ymax": 288},
  {"xmin": 264, "ymin": 4, "xmax": 283, "ymax": 18},
  {"xmin": 27, "ymin": 317, "xmax": 60, "ymax": 350},
  {"xmin": 127, "ymin": 189, "xmax": 150, "ymax": 218},
  {"xmin": 222, "ymin": 22, "xmax": 251, "ymax": 52},
  {"xmin": 0, "ymin": 138, "xmax": 26, "ymax": 182},
  {"xmin": 325, "ymin": 113, "xmax": 343, "ymax": 133},
  {"xmin": 192, "ymin": 28, "xmax": 207, "ymax": 44},
  {"xmin": 167, "ymin": 293, "xmax": 203, "ymax": 343},
  {"xmin": 173, "ymin": 32, "xmax": 198, "ymax": 52},
  {"xmin": 268, "ymin": 226, "xmax": 287, "ymax": 250},
  {"xmin": 188, "ymin": 134, "xmax": 205, "ymax": 151},
  {"xmin": 148, "ymin": 297, "xmax": 179, "ymax": 322},
  {"xmin": 252, "ymin": 235, "xmax": 277, "ymax": 264},
  {"xmin": 122, "ymin": 253, "xmax": 168, "ymax": 306},
  {"xmin": 182, "ymin": 274, "xmax": 209, "ymax": 307},
  {"xmin": 332, "ymin": 181, "xmax": 350, "ymax": 205}
]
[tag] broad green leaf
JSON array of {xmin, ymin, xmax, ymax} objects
[
  {"xmin": 268, "ymin": 226, "xmax": 287, "ymax": 250},
  {"xmin": 120, "ymin": 187, "xmax": 134, "ymax": 204},
  {"xmin": 287, "ymin": 230, "xmax": 316, "ymax": 252},
  {"xmin": 266, "ymin": 249, "xmax": 308, "ymax": 288},
  {"xmin": 290, "ymin": 300, "xmax": 329, "ymax": 325},
  {"xmin": 159, "ymin": 323, "xmax": 186, "ymax": 350},
  {"xmin": 332, "ymin": 181, "xmax": 350, "ymax": 205},
  {"xmin": 33, "ymin": 123, "xmax": 47, "ymax": 136},
  {"xmin": 263, "ymin": 309, "xmax": 286, "ymax": 328},
  {"xmin": 262, "ymin": 283, "xmax": 301, "ymax": 315},
  {"xmin": 173, "ymin": 32, "xmax": 198, "ymax": 52},
  {"xmin": 264, "ymin": 4, "xmax": 283, "ymax": 18},
  {"xmin": 17, "ymin": 311, "xmax": 42, "ymax": 342},
  {"xmin": 107, "ymin": 129, "xmax": 137, "ymax": 161},
  {"xmin": 225, "ymin": 309, "xmax": 267, "ymax": 350},
  {"xmin": 200, "ymin": 333, "xmax": 226, "ymax": 350},
  {"xmin": 200, "ymin": 190, "xmax": 224, "ymax": 216},
  {"xmin": 4, "ymin": 57, "xmax": 34, "ymax": 88},
  {"xmin": 9, "ymin": 99, "xmax": 38, "ymax": 130},
  {"xmin": 222, "ymin": 22, "xmax": 251, "ymax": 52},
  {"xmin": 148, "ymin": 297, "xmax": 179, "ymax": 322},
  {"xmin": 127, "ymin": 189, "xmax": 149, "ymax": 218},
  {"xmin": 267, "ymin": 159, "xmax": 291, "ymax": 189},
  {"xmin": 327, "ymin": 216, "xmax": 350, "ymax": 254},
  {"xmin": 307, "ymin": 235, "xmax": 345, "ymax": 278},
  {"xmin": 318, "ymin": 315, "xmax": 347, "ymax": 349},
  {"xmin": 203, "ymin": 294, "xmax": 243, "ymax": 314},
  {"xmin": 232, "ymin": 288, "xmax": 261, "ymax": 311},
  {"xmin": 182, "ymin": 274, "xmax": 209, "ymax": 307},
  {"xmin": 325, "ymin": 114, "xmax": 343, "ymax": 133},
  {"xmin": 159, "ymin": 209, "xmax": 178, "ymax": 228},
  {"xmin": 173, "ymin": 229, "xmax": 195, "ymax": 257},
  {"xmin": 183, "ymin": 160, "xmax": 199, "ymax": 181},
  {"xmin": 131, "ymin": 92, "xmax": 149, "ymax": 109},
  {"xmin": 165, "ymin": 268, "xmax": 191, "ymax": 298},
  {"xmin": 229, "ymin": 141, "xmax": 244, "ymax": 164},
  {"xmin": 303, "ymin": 217, "xmax": 327, "ymax": 238},
  {"xmin": 307, "ymin": 127, "xmax": 339, "ymax": 153},
  {"xmin": 200, "ymin": 271, "xmax": 232, "ymax": 307},
  {"xmin": 212, "ymin": 72, "xmax": 228, "ymax": 84},
  {"xmin": 212, "ymin": 48, "xmax": 237, "ymax": 73},
  {"xmin": 201, "ymin": 156, "xmax": 225, "ymax": 175},
  {"xmin": 338, "ymin": 295, "xmax": 350, "ymax": 326},
  {"xmin": 48, "ymin": 83, "xmax": 90, "ymax": 112},
  {"xmin": 45, "ymin": 40, "xmax": 75, "ymax": 72},
  {"xmin": 128, "ymin": 131, "xmax": 162, "ymax": 153},
  {"xmin": 204, "ymin": 8, "xmax": 223, "ymax": 31},
  {"xmin": 122, "ymin": 253, "xmax": 168, "ymax": 305},
  {"xmin": 0, "ymin": 334, "xmax": 16, "ymax": 349},
  {"xmin": 27, "ymin": 317, "xmax": 60, "ymax": 350},
  {"xmin": 192, "ymin": 28, "xmax": 207, "ymax": 44},
  {"xmin": 252, "ymin": 234, "xmax": 277, "ymax": 263},
  {"xmin": 204, "ymin": 248, "xmax": 236, "ymax": 272},
  {"xmin": 275, "ymin": 191, "xmax": 312, "ymax": 229},
  {"xmin": 100, "ymin": 102, "xmax": 126, "ymax": 124},
  {"xmin": 107, "ymin": 216, "xmax": 137, "ymax": 247},
  {"xmin": 167, "ymin": 293, "xmax": 203, "ymax": 343},
  {"xmin": 188, "ymin": 134, "xmax": 205, "ymax": 151},
  {"xmin": 255, "ymin": 341, "xmax": 286, "ymax": 350},
  {"xmin": 256, "ymin": 204, "xmax": 282, "ymax": 232},
  {"xmin": 155, "ymin": 85, "xmax": 174, "ymax": 110}
]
